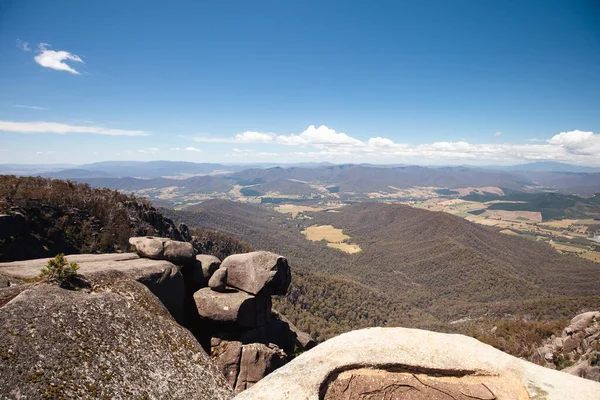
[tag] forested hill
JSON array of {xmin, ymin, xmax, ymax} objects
[
  {"xmin": 164, "ymin": 199, "xmax": 600, "ymax": 343},
  {"xmin": 312, "ymin": 202, "xmax": 600, "ymax": 300},
  {"xmin": 0, "ymin": 175, "xmax": 187, "ymax": 261}
]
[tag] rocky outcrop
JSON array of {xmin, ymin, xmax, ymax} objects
[
  {"xmin": 194, "ymin": 288, "xmax": 271, "ymax": 328},
  {"xmin": 0, "ymin": 255, "xmax": 232, "ymax": 399},
  {"xmin": 234, "ymin": 327, "xmax": 600, "ymax": 400},
  {"xmin": 221, "ymin": 251, "xmax": 291, "ymax": 296},
  {"xmin": 192, "ymin": 251, "xmax": 313, "ymax": 394},
  {"xmin": 0, "ymin": 245, "xmax": 313, "ymax": 397},
  {"xmin": 533, "ymin": 311, "xmax": 600, "ymax": 382},
  {"xmin": 0, "ymin": 252, "xmax": 189, "ymax": 325},
  {"xmin": 129, "ymin": 236, "xmax": 196, "ymax": 265}
]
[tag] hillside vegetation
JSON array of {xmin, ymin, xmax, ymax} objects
[
  {"xmin": 0, "ymin": 176, "xmax": 186, "ymax": 261},
  {"xmin": 164, "ymin": 200, "xmax": 600, "ymax": 344}
]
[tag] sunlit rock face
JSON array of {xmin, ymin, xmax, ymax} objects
[{"xmin": 234, "ymin": 327, "xmax": 600, "ymax": 400}]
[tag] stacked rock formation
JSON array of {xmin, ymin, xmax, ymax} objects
[
  {"xmin": 192, "ymin": 251, "xmax": 314, "ymax": 393},
  {"xmin": 128, "ymin": 238, "xmax": 314, "ymax": 393},
  {"xmin": 533, "ymin": 311, "xmax": 600, "ymax": 382}
]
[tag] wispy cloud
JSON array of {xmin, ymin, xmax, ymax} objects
[
  {"xmin": 493, "ymin": 131, "xmax": 502, "ymax": 137},
  {"xmin": 0, "ymin": 121, "xmax": 149, "ymax": 136},
  {"xmin": 16, "ymin": 39, "xmax": 30, "ymax": 52},
  {"xmin": 34, "ymin": 43, "xmax": 83, "ymax": 74},
  {"xmin": 14, "ymin": 105, "xmax": 48, "ymax": 110},
  {"xmin": 185, "ymin": 146, "xmax": 201, "ymax": 152}
]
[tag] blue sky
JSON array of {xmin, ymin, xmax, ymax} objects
[{"xmin": 1, "ymin": 0, "xmax": 599, "ymax": 165}]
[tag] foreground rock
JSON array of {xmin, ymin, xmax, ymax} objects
[
  {"xmin": 0, "ymin": 282, "xmax": 232, "ymax": 399},
  {"xmin": 533, "ymin": 311, "xmax": 600, "ymax": 382},
  {"xmin": 0, "ymin": 252, "xmax": 188, "ymax": 324},
  {"xmin": 221, "ymin": 251, "xmax": 291, "ymax": 296},
  {"xmin": 234, "ymin": 327, "xmax": 600, "ymax": 400}
]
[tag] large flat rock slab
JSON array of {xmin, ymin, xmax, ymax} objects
[
  {"xmin": 0, "ymin": 253, "xmax": 171, "ymax": 280},
  {"xmin": 234, "ymin": 327, "xmax": 600, "ymax": 400},
  {"xmin": 0, "ymin": 253, "xmax": 187, "ymax": 325}
]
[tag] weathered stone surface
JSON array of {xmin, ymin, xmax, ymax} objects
[
  {"xmin": 221, "ymin": 251, "xmax": 291, "ymax": 296},
  {"xmin": 0, "ymin": 282, "xmax": 233, "ymax": 400},
  {"xmin": 130, "ymin": 236, "xmax": 165, "ymax": 258},
  {"xmin": 194, "ymin": 288, "xmax": 271, "ymax": 328},
  {"xmin": 129, "ymin": 236, "xmax": 196, "ymax": 265},
  {"xmin": 209, "ymin": 267, "xmax": 228, "ymax": 292},
  {"xmin": 234, "ymin": 327, "xmax": 600, "ymax": 400},
  {"xmin": 0, "ymin": 253, "xmax": 187, "ymax": 325},
  {"xmin": 214, "ymin": 341, "xmax": 244, "ymax": 388},
  {"xmin": 234, "ymin": 343, "xmax": 286, "ymax": 393},
  {"xmin": 212, "ymin": 341, "xmax": 287, "ymax": 394},
  {"xmin": 163, "ymin": 239, "xmax": 196, "ymax": 264},
  {"xmin": 197, "ymin": 254, "xmax": 222, "ymax": 280}
]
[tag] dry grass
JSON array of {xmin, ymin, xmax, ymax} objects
[
  {"xmin": 580, "ymin": 252, "xmax": 600, "ymax": 263},
  {"xmin": 303, "ymin": 225, "xmax": 350, "ymax": 242},
  {"xmin": 302, "ymin": 224, "xmax": 362, "ymax": 253},
  {"xmin": 499, "ymin": 229, "xmax": 518, "ymax": 236},
  {"xmin": 549, "ymin": 241, "xmax": 586, "ymax": 253},
  {"xmin": 327, "ymin": 242, "xmax": 362, "ymax": 254}
]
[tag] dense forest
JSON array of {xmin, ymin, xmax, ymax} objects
[{"xmin": 164, "ymin": 199, "xmax": 600, "ymax": 347}]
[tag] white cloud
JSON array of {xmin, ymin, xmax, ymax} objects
[
  {"xmin": 192, "ymin": 126, "xmax": 600, "ymax": 165},
  {"xmin": 34, "ymin": 43, "xmax": 83, "ymax": 74},
  {"xmin": 14, "ymin": 105, "xmax": 47, "ymax": 110},
  {"xmin": 185, "ymin": 146, "xmax": 201, "ymax": 152},
  {"xmin": 276, "ymin": 125, "xmax": 363, "ymax": 147},
  {"xmin": 548, "ymin": 130, "xmax": 600, "ymax": 156},
  {"xmin": 494, "ymin": 131, "xmax": 502, "ymax": 137},
  {"xmin": 192, "ymin": 125, "xmax": 362, "ymax": 148},
  {"xmin": 16, "ymin": 39, "xmax": 30, "ymax": 52},
  {"xmin": 0, "ymin": 121, "xmax": 148, "ymax": 136},
  {"xmin": 235, "ymin": 131, "xmax": 276, "ymax": 143},
  {"xmin": 170, "ymin": 147, "xmax": 181, "ymax": 151}
]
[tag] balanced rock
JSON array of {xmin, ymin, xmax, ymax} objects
[
  {"xmin": 234, "ymin": 327, "xmax": 600, "ymax": 400},
  {"xmin": 209, "ymin": 267, "xmax": 228, "ymax": 292},
  {"xmin": 194, "ymin": 287, "xmax": 271, "ymax": 328},
  {"xmin": 129, "ymin": 236, "xmax": 195, "ymax": 265},
  {"xmin": 221, "ymin": 251, "xmax": 291, "ymax": 296}
]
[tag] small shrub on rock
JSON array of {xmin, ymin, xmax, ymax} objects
[{"xmin": 40, "ymin": 254, "xmax": 80, "ymax": 284}]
